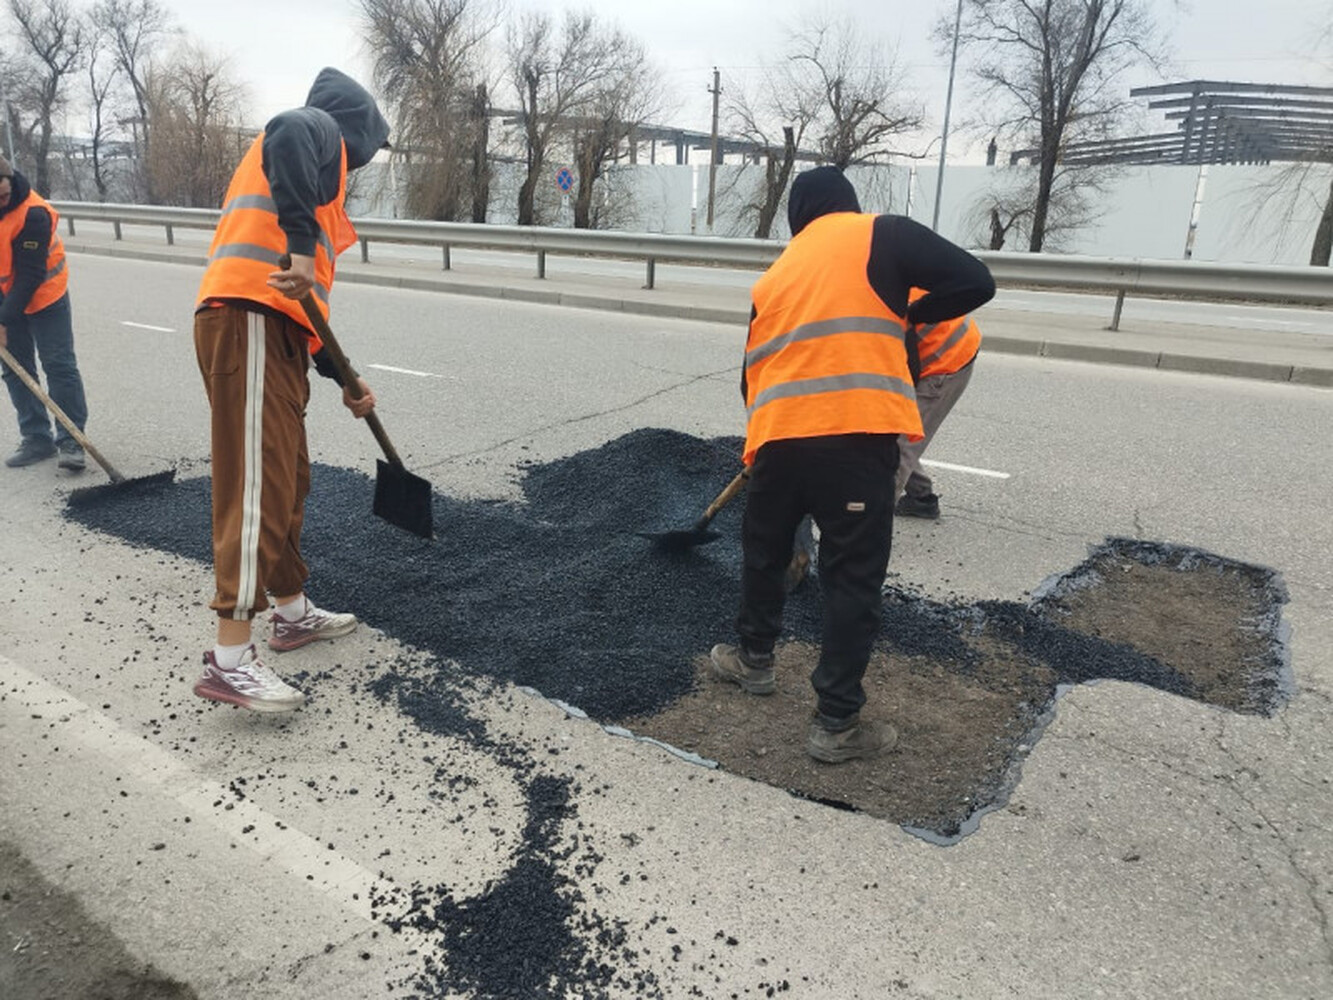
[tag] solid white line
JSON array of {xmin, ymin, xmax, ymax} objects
[
  {"xmin": 920, "ymin": 458, "xmax": 1011, "ymax": 479},
  {"xmin": 120, "ymin": 320, "xmax": 175, "ymax": 332},
  {"xmin": 366, "ymin": 363, "xmax": 455, "ymax": 379},
  {"xmin": 0, "ymin": 653, "xmax": 435, "ymax": 956}
]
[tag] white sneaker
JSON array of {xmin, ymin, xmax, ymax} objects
[
  {"xmin": 193, "ymin": 645, "xmax": 306, "ymax": 712},
  {"xmin": 268, "ymin": 599, "xmax": 358, "ymax": 652}
]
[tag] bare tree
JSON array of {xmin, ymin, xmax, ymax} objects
[
  {"xmin": 722, "ymin": 61, "xmax": 818, "ymax": 238},
  {"xmin": 6, "ymin": 0, "xmax": 85, "ymax": 196},
  {"xmin": 966, "ymin": 160, "xmax": 1110, "ymax": 252},
  {"xmin": 142, "ymin": 44, "xmax": 248, "ymax": 207},
  {"xmin": 789, "ymin": 12, "xmax": 924, "ymax": 170},
  {"xmin": 569, "ymin": 26, "xmax": 662, "ymax": 229},
  {"xmin": 82, "ymin": 23, "xmax": 118, "ymax": 199},
  {"xmin": 90, "ymin": 0, "xmax": 175, "ymax": 200},
  {"xmin": 948, "ymin": 0, "xmax": 1172, "ymax": 251},
  {"xmin": 507, "ymin": 10, "xmax": 624, "ymax": 226},
  {"xmin": 360, "ymin": 0, "xmax": 499, "ymax": 221}
]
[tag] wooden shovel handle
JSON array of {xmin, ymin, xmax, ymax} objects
[
  {"xmin": 277, "ymin": 255, "xmax": 404, "ymax": 469},
  {"xmin": 696, "ymin": 468, "xmax": 749, "ymax": 528},
  {"xmin": 0, "ymin": 342, "xmax": 124, "ymax": 481}
]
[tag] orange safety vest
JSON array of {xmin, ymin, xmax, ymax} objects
[
  {"xmin": 743, "ymin": 212, "xmax": 922, "ymax": 465},
  {"xmin": 908, "ymin": 287, "xmax": 982, "ymax": 378},
  {"xmin": 0, "ymin": 192, "xmax": 68, "ymax": 314},
  {"xmin": 196, "ymin": 132, "xmax": 356, "ymax": 352}
]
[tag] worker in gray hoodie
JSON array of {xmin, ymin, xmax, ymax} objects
[{"xmin": 192, "ymin": 68, "xmax": 390, "ymax": 713}]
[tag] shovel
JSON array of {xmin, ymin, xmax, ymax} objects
[
  {"xmin": 0, "ymin": 343, "xmax": 175, "ymax": 507},
  {"xmin": 638, "ymin": 468, "xmax": 748, "ymax": 551},
  {"xmin": 281, "ymin": 264, "xmax": 433, "ymax": 540}
]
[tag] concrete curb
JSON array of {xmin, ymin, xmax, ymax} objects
[{"xmin": 66, "ymin": 240, "xmax": 1333, "ymax": 388}]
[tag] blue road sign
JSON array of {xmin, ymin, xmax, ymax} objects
[{"xmin": 556, "ymin": 167, "xmax": 574, "ymax": 192}]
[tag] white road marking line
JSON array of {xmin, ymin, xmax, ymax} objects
[
  {"xmin": 366, "ymin": 363, "xmax": 456, "ymax": 379},
  {"xmin": 0, "ymin": 655, "xmax": 435, "ymax": 957},
  {"xmin": 921, "ymin": 459, "xmax": 1011, "ymax": 479},
  {"xmin": 120, "ymin": 321, "xmax": 175, "ymax": 332}
]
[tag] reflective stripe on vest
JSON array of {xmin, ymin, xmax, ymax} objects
[
  {"xmin": 743, "ymin": 212, "xmax": 922, "ymax": 465},
  {"xmin": 196, "ymin": 133, "xmax": 353, "ymax": 349},
  {"xmin": 907, "ymin": 287, "xmax": 981, "ymax": 377},
  {"xmin": 0, "ymin": 193, "xmax": 68, "ymax": 313}
]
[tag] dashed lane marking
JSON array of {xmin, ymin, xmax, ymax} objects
[{"xmin": 921, "ymin": 458, "xmax": 1011, "ymax": 479}]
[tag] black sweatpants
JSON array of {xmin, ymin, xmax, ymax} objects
[{"xmin": 736, "ymin": 433, "xmax": 898, "ymax": 720}]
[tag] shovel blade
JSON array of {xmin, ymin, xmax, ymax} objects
[
  {"xmin": 635, "ymin": 527, "xmax": 722, "ymax": 552},
  {"xmin": 373, "ymin": 458, "xmax": 434, "ymax": 539}
]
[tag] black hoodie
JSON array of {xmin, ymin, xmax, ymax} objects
[
  {"xmin": 260, "ymin": 67, "xmax": 390, "ymax": 260},
  {"xmin": 785, "ymin": 166, "xmax": 994, "ymax": 328}
]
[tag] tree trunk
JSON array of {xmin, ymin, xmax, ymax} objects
[
  {"xmin": 518, "ymin": 73, "xmax": 541, "ymax": 226},
  {"xmin": 1311, "ymin": 175, "xmax": 1333, "ymax": 266},
  {"xmin": 470, "ymin": 84, "xmax": 490, "ymax": 224},
  {"xmin": 1029, "ymin": 141, "xmax": 1057, "ymax": 252},
  {"xmin": 755, "ymin": 127, "xmax": 796, "ymax": 238}
]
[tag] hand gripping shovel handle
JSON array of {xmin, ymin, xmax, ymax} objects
[
  {"xmin": 0, "ymin": 342, "xmax": 125, "ymax": 482},
  {"xmin": 278, "ymin": 259, "xmax": 404, "ymax": 469}
]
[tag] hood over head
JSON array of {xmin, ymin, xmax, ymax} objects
[
  {"xmin": 305, "ymin": 67, "xmax": 390, "ymax": 170},
  {"xmin": 787, "ymin": 166, "xmax": 861, "ymax": 236}
]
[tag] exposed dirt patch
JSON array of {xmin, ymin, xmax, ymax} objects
[
  {"xmin": 623, "ymin": 538, "xmax": 1290, "ymax": 840},
  {"xmin": 1038, "ymin": 540, "xmax": 1288, "ymax": 713},
  {"xmin": 0, "ymin": 840, "xmax": 197, "ymax": 1000}
]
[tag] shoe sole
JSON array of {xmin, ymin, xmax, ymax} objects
[
  {"xmin": 896, "ymin": 508, "xmax": 939, "ymax": 520},
  {"xmin": 709, "ymin": 648, "xmax": 776, "ymax": 695},
  {"xmin": 57, "ymin": 458, "xmax": 86, "ymax": 471},
  {"xmin": 267, "ymin": 619, "xmax": 359, "ymax": 652},
  {"xmin": 193, "ymin": 679, "xmax": 304, "ymax": 713}
]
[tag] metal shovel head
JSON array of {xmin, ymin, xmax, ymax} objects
[
  {"xmin": 635, "ymin": 527, "xmax": 722, "ymax": 552},
  {"xmin": 373, "ymin": 458, "xmax": 434, "ymax": 539},
  {"xmin": 66, "ymin": 469, "xmax": 177, "ymax": 510}
]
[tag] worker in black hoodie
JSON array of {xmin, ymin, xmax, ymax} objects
[
  {"xmin": 710, "ymin": 166, "xmax": 995, "ymax": 763},
  {"xmin": 192, "ymin": 68, "xmax": 390, "ymax": 713},
  {"xmin": 0, "ymin": 155, "xmax": 90, "ymax": 471}
]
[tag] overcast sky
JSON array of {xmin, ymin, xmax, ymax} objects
[{"xmin": 167, "ymin": 0, "xmax": 1332, "ymax": 162}]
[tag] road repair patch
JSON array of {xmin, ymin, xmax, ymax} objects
[{"xmin": 63, "ymin": 428, "xmax": 1291, "ymax": 844}]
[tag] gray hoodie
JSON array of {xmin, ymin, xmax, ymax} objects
[{"xmin": 261, "ymin": 67, "xmax": 391, "ymax": 258}]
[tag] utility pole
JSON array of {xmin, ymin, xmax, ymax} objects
[
  {"xmin": 931, "ymin": 0, "xmax": 964, "ymax": 232},
  {"xmin": 707, "ymin": 67, "xmax": 721, "ymax": 231}
]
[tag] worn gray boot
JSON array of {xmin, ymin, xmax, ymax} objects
[
  {"xmin": 709, "ymin": 643, "xmax": 776, "ymax": 695},
  {"xmin": 807, "ymin": 712, "xmax": 898, "ymax": 764},
  {"xmin": 5, "ymin": 437, "xmax": 56, "ymax": 468}
]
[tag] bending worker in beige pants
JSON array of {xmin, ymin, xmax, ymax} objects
[{"xmin": 895, "ymin": 293, "xmax": 982, "ymax": 521}]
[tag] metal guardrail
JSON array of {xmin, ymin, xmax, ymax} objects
[{"xmin": 51, "ymin": 201, "xmax": 1332, "ymax": 329}]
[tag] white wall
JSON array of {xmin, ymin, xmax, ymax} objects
[{"xmin": 344, "ymin": 158, "xmax": 1332, "ymax": 265}]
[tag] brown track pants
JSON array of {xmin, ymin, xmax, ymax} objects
[{"xmin": 194, "ymin": 305, "xmax": 311, "ymax": 620}]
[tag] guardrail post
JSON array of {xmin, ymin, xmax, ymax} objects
[
  {"xmin": 537, "ymin": 250, "xmax": 546, "ymax": 279},
  {"xmin": 644, "ymin": 258, "xmax": 656, "ymax": 290},
  {"xmin": 165, "ymin": 224, "xmax": 174, "ymax": 246},
  {"xmin": 66, "ymin": 217, "xmax": 75, "ymax": 237},
  {"xmin": 442, "ymin": 244, "xmax": 451, "ymax": 270},
  {"xmin": 361, "ymin": 238, "xmax": 369, "ymax": 263},
  {"xmin": 113, "ymin": 221, "xmax": 121, "ymax": 240},
  {"xmin": 1108, "ymin": 290, "xmax": 1126, "ymax": 331}
]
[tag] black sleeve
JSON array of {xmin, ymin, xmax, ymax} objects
[
  {"xmin": 311, "ymin": 346, "xmax": 346, "ymax": 385},
  {"xmin": 261, "ymin": 108, "xmax": 344, "ymax": 258},
  {"xmin": 0, "ymin": 206, "xmax": 54, "ymax": 326},
  {"xmin": 740, "ymin": 303, "xmax": 757, "ymax": 402},
  {"xmin": 866, "ymin": 214, "xmax": 996, "ymax": 325}
]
